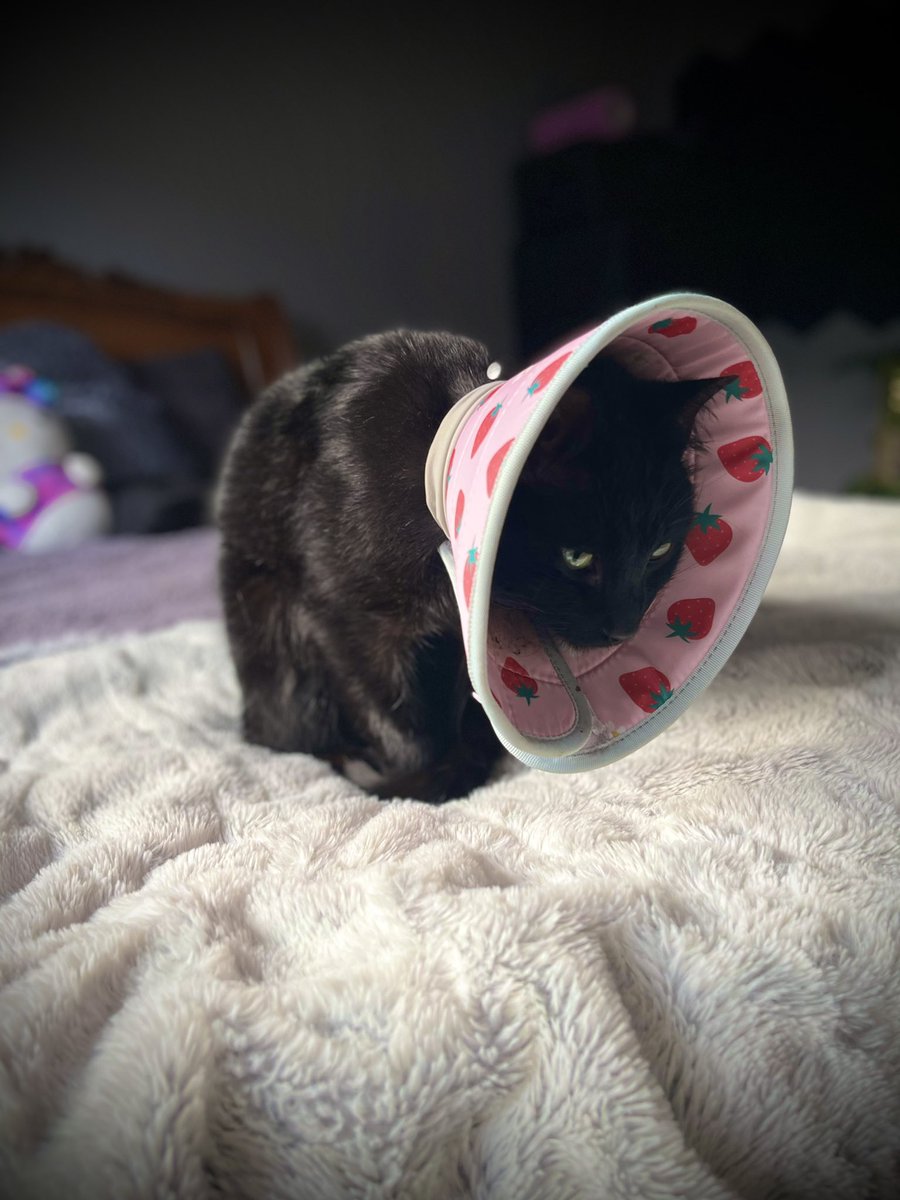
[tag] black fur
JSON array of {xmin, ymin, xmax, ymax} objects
[
  {"xmin": 217, "ymin": 330, "xmax": 500, "ymax": 803},
  {"xmin": 217, "ymin": 331, "xmax": 729, "ymax": 802},
  {"xmin": 493, "ymin": 354, "xmax": 728, "ymax": 648}
]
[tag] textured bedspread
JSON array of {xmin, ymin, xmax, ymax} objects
[
  {"xmin": 0, "ymin": 526, "xmax": 221, "ymax": 663},
  {"xmin": 1, "ymin": 491, "xmax": 899, "ymax": 1200}
]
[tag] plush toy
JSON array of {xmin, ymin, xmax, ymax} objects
[{"xmin": 0, "ymin": 364, "xmax": 112, "ymax": 553}]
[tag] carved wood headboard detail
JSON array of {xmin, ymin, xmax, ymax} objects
[{"xmin": 0, "ymin": 248, "xmax": 299, "ymax": 398}]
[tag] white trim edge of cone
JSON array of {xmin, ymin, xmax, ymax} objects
[{"xmin": 437, "ymin": 291, "xmax": 795, "ymax": 773}]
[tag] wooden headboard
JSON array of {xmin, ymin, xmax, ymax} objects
[{"xmin": 0, "ymin": 248, "xmax": 300, "ymax": 397}]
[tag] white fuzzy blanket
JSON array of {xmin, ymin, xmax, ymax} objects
[{"xmin": 1, "ymin": 491, "xmax": 899, "ymax": 1200}]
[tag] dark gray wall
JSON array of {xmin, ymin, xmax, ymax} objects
[
  {"xmin": 8, "ymin": 2, "xmax": 897, "ymax": 495},
  {"xmin": 2, "ymin": 2, "xmax": 826, "ymax": 365}
]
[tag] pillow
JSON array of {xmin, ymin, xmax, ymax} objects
[{"xmin": 123, "ymin": 348, "xmax": 248, "ymax": 481}]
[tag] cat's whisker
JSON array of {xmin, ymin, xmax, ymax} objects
[{"xmin": 492, "ymin": 595, "xmax": 547, "ymax": 620}]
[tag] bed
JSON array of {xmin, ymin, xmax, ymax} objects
[{"xmin": 1, "ymin": 256, "xmax": 899, "ymax": 1200}]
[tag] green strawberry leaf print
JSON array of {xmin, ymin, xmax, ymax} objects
[{"xmin": 500, "ymin": 657, "xmax": 539, "ymax": 704}]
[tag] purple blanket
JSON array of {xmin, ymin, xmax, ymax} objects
[{"xmin": 0, "ymin": 528, "xmax": 221, "ymax": 654}]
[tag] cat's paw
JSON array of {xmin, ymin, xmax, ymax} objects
[{"xmin": 368, "ymin": 754, "xmax": 499, "ymax": 804}]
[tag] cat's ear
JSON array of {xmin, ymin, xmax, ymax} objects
[
  {"xmin": 667, "ymin": 375, "xmax": 738, "ymax": 443},
  {"xmin": 535, "ymin": 384, "xmax": 594, "ymax": 460},
  {"xmin": 521, "ymin": 383, "xmax": 595, "ymax": 486}
]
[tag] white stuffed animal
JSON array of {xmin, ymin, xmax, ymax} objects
[{"xmin": 0, "ymin": 364, "xmax": 112, "ymax": 553}]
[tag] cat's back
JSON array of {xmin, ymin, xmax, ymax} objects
[
  {"xmin": 217, "ymin": 328, "xmax": 490, "ymax": 567},
  {"xmin": 214, "ymin": 359, "xmax": 325, "ymax": 564},
  {"xmin": 323, "ymin": 328, "xmax": 490, "ymax": 487}
]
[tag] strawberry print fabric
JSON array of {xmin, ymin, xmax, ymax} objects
[{"xmin": 432, "ymin": 292, "xmax": 793, "ymax": 771}]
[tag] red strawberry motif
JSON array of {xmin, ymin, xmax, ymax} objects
[
  {"xmin": 619, "ymin": 667, "xmax": 673, "ymax": 713},
  {"xmin": 476, "ymin": 384, "xmax": 502, "ymax": 409},
  {"xmin": 486, "ymin": 438, "xmax": 515, "ymax": 497},
  {"xmin": 666, "ymin": 597, "xmax": 716, "ymax": 642},
  {"xmin": 463, "ymin": 546, "xmax": 478, "ymax": 606},
  {"xmin": 718, "ymin": 436, "xmax": 773, "ymax": 482},
  {"xmin": 649, "ymin": 316, "xmax": 697, "ymax": 338},
  {"xmin": 445, "ymin": 447, "xmax": 456, "ymax": 496},
  {"xmin": 454, "ymin": 490, "xmax": 465, "ymax": 536},
  {"xmin": 526, "ymin": 352, "xmax": 570, "ymax": 396},
  {"xmin": 685, "ymin": 504, "xmax": 733, "ymax": 565},
  {"xmin": 719, "ymin": 360, "xmax": 762, "ymax": 402},
  {"xmin": 500, "ymin": 657, "xmax": 539, "ymax": 704},
  {"xmin": 472, "ymin": 403, "xmax": 502, "ymax": 456}
]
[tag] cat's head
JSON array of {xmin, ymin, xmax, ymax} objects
[{"xmin": 491, "ymin": 355, "xmax": 733, "ymax": 649}]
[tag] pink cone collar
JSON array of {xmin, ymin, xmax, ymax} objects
[{"xmin": 425, "ymin": 292, "xmax": 794, "ymax": 773}]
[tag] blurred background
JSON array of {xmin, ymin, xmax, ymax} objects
[{"xmin": 1, "ymin": 0, "xmax": 898, "ymax": 543}]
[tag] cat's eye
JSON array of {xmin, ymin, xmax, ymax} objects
[
  {"xmin": 649, "ymin": 541, "xmax": 673, "ymax": 561},
  {"xmin": 562, "ymin": 548, "xmax": 594, "ymax": 570}
]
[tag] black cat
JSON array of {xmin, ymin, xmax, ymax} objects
[
  {"xmin": 216, "ymin": 330, "xmax": 729, "ymax": 802},
  {"xmin": 492, "ymin": 353, "xmax": 728, "ymax": 649}
]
